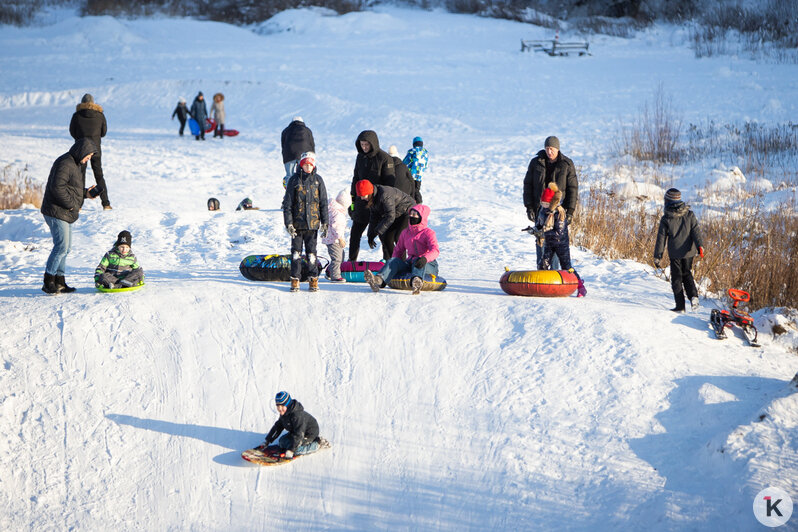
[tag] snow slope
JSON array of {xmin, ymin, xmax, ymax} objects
[{"xmin": 0, "ymin": 7, "xmax": 797, "ymax": 530}]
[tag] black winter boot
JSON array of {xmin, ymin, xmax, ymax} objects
[
  {"xmin": 42, "ymin": 273, "xmax": 59, "ymax": 294},
  {"xmin": 670, "ymin": 292, "xmax": 686, "ymax": 313},
  {"xmin": 54, "ymin": 275, "xmax": 76, "ymax": 293}
]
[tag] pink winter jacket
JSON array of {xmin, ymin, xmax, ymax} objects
[
  {"xmin": 322, "ymin": 197, "xmax": 348, "ymax": 245},
  {"xmin": 392, "ymin": 204, "xmax": 439, "ymax": 262}
]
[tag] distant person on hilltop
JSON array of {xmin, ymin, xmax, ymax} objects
[
  {"xmin": 280, "ymin": 117, "xmax": 315, "ymax": 189},
  {"xmin": 402, "ymin": 136, "xmax": 429, "ymax": 191},
  {"xmin": 40, "ymin": 138, "xmax": 100, "ymax": 294},
  {"xmin": 70, "ymin": 93, "xmax": 111, "ymax": 209},
  {"xmin": 189, "ymin": 92, "xmax": 207, "ymax": 140},
  {"xmin": 653, "ymin": 188, "xmax": 704, "ymax": 313},
  {"xmin": 349, "ymin": 130, "xmax": 395, "ymax": 261},
  {"xmin": 171, "ymin": 97, "xmax": 189, "ymax": 136},
  {"xmin": 523, "ymin": 135, "xmax": 579, "ymax": 269},
  {"xmin": 210, "ymin": 92, "xmax": 225, "ymax": 138}
]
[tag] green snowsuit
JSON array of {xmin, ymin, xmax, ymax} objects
[{"xmin": 95, "ymin": 247, "xmax": 144, "ymax": 288}]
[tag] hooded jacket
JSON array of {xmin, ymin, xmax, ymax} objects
[
  {"xmin": 40, "ymin": 138, "xmax": 97, "ymax": 223},
  {"xmin": 350, "ymin": 130, "xmax": 395, "ymax": 223},
  {"xmin": 69, "ymin": 102, "xmax": 107, "ymax": 154},
  {"xmin": 281, "ymin": 120, "xmax": 316, "ymax": 163},
  {"xmin": 190, "ymin": 95, "xmax": 207, "ymax": 124},
  {"xmin": 391, "ymin": 156, "xmax": 422, "ymax": 204},
  {"xmin": 367, "ymin": 185, "xmax": 416, "ymax": 238},
  {"xmin": 264, "ymin": 399, "xmax": 320, "ymax": 453},
  {"xmin": 282, "ymin": 168, "xmax": 329, "ymax": 231},
  {"xmin": 392, "ymin": 205, "xmax": 439, "ymax": 262},
  {"xmin": 523, "ymin": 149, "xmax": 579, "ymax": 219},
  {"xmin": 654, "ymin": 201, "xmax": 703, "ymax": 260}
]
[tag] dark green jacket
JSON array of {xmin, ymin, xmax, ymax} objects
[
  {"xmin": 95, "ymin": 248, "xmax": 142, "ymax": 283},
  {"xmin": 282, "ymin": 168, "xmax": 329, "ymax": 231}
]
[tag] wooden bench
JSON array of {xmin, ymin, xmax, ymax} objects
[{"xmin": 521, "ymin": 39, "xmax": 590, "ymax": 56}]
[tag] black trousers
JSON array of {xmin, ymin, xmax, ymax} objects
[
  {"xmin": 291, "ymin": 230, "xmax": 319, "ymax": 279},
  {"xmin": 379, "ymin": 214, "xmax": 409, "ymax": 261},
  {"xmin": 670, "ymin": 256, "xmax": 698, "ymax": 304},
  {"xmin": 82, "ymin": 153, "xmax": 110, "ymax": 207},
  {"xmin": 178, "ymin": 118, "xmax": 186, "ymax": 135},
  {"xmin": 349, "ymin": 220, "xmax": 369, "ymax": 262}
]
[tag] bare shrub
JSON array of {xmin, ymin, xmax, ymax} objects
[
  {"xmin": 0, "ymin": 164, "xmax": 43, "ymax": 210},
  {"xmin": 615, "ymin": 83, "xmax": 682, "ymax": 164},
  {"xmin": 0, "ymin": 0, "xmax": 43, "ymax": 25},
  {"xmin": 571, "ymin": 16, "xmax": 646, "ymax": 38},
  {"xmin": 572, "ymin": 177, "xmax": 798, "ymax": 311}
]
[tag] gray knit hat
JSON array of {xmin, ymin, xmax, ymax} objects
[
  {"xmin": 81, "ymin": 93, "xmax": 94, "ymax": 104},
  {"xmin": 544, "ymin": 136, "xmax": 560, "ymax": 149},
  {"xmin": 664, "ymin": 188, "xmax": 682, "ymax": 202}
]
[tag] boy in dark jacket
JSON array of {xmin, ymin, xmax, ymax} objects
[
  {"xmin": 263, "ymin": 391, "xmax": 327, "ymax": 459},
  {"xmin": 282, "ymin": 152, "xmax": 329, "ymax": 292},
  {"xmin": 653, "ymin": 188, "xmax": 704, "ymax": 312},
  {"xmin": 535, "ymin": 183, "xmax": 586, "ymax": 297}
]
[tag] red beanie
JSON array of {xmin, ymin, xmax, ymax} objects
[
  {"xmin": 540, "ymin": 186, "xmax": 556, "ymax": 204},
  {"xmin": 355, "ymin": 179, "xmax": 374, "ymax": 197}
]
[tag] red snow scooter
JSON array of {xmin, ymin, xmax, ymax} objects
[{"xmin": 710, "ymin": 289, "xmax": 759, "ymax": 347}]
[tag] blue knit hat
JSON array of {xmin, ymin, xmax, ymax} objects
[
  {"xmin": 413, "ymin": 136, "xmax": 423, "ymax": 147},
  {"xmin": 275, "ymin": 391, "xmax": 292, "ymax": 407}
]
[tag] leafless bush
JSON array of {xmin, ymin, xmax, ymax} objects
[
  {"xmin": 0, "ymin": 0, "xmax": 43, "ymax": 25},
  {"xmin": 572, "ymin": 177, "xmax": 798, "ymax": 311},
  {"xmin": 0, "ymin": 165, "xmax": 43, "ymax": 210},
  {"xmin": 570, "ymin": 16, "xmax": 646, "ymax": 38},
  {"xmin": 615, "ymin": 83, "xmax": 682, "ymax": 165}
]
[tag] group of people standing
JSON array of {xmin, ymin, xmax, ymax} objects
[{"xmin": 172, "ymin": 91, "xmax": 226, "ymax": 140}]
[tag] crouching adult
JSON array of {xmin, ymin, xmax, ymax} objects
[
  {"xmin": 364, "ymin": 204, "xmax": 439, "ymax": 295},
  {"xmin": 355, "ymin": 179, "xmax": 416, "ymax": 261}
]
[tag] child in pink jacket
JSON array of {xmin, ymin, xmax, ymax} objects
[
  {"xmin": 322, "ymin": 189, "xmax": 351, "ymax": 282},
  {"xmin": 364, "ymin": 204, "xmax": 439, "ymax": 295}
]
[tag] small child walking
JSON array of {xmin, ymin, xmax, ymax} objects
[
  {"xmin": 653, "ymin": 188, "xmax": 704, "ymax": 312},
  {"xmin": 282, "ymin": 151, "xmax": 328, "ymax": 292},
  {"xmin": 94, "ymin": 230, "xmax": 144, "ymax": 288},
  {"xmin": 535, "ymin": 183, "xmax": 586, "ymax": 297},
  {"xmin": 402, "ymin": 136, "xmax": 430, "ymax": 191},
  {"xmin": 322, "ymin": 189, "xmax": 351, "ymax": 282},
  {"xmin": 171, "ymin": 97, "xmax": 189, "ymax": 136}
]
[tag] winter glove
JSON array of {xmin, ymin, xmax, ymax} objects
[
  {"xmin": 526, "ymin": 207, "xmax": 535, "ymax": 221},
  {"xmin": 699, "ymin": 246, "xmax": 704, "ymax": 258},
  {"xmin": 286, "ymin": 224, "xmax": 297, "ymax": 238},
  {"xmin": 368, "ymin": 237, "xmax": 378, "ymax": 249},
  {"xmin": 653, "ymin": 258, "xmax": 661, "ymax": 269},
  {"xmin": 413, "ymin": 257, "xmax": 427, "ymax": 269},
  {"xmin": 283, "ymin": 450, "xmax": 294, "ymax": 459},
  {"xmin": 320, "ymin": 223, "xmax": 328, "ymax": 238}
]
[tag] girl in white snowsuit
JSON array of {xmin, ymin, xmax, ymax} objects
[{"xmin": 322, "ymin": 189, "xmax": 351, "ymax": 282}]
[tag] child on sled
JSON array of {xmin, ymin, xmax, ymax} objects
[
  {"xmin": 262, "ymin": 391, "xmax": 328, "ymax": 459},
  {"xmin": 535, "ymin": 183, "xmax": 586, "ymax": 297},
  {"xmin": 94, "ymin": 230, "xmax": 144, "ymax": 288}
]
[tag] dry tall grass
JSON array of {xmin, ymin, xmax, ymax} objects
[
  {"xmin": 0, "ymin": 164, "xmax": 43, "ymax": 209},
  {"xmin": 614, "ymin": 83, "xmax": 682, "ymax": 164},
  {"xmin": 572, "ymin": 182, "xmax": 798, "ymax": 311}
]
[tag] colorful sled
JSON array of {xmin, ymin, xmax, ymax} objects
[
  {"xmin": 96, "ymin": 282, "xmax": 145, "ymax": 293},
  {"xmin": 388, "ymin": 273, "xmax": 447, "ymax": 292},
  {"xmin": 239, "ymin": 254, "xmax": 325, "ymax": 282},
  {"xmin": 340, "ymin": 260, "xmax": 384, "ymax": 283},
  {"xmin": 710, "ymin": 288, "xmax": 760, "ymax": 347},
  {"xmin": 205, "ymin": 118, "xmax": 239, "ymax": 136},
  {"xmin": 500, "ymin": 269, "xmax": 578, "ymax": 297},
  {"xmin": 242, "ymin": 439, "xmax": 331, "ymax": 466}
]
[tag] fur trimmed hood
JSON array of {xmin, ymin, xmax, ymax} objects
[{"xmin": 76, "ymin": 102, "xmax": 104, "ymax": 113}]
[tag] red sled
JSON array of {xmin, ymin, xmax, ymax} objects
[{"xmin": 205, "ymin": 118, "xmax": 239, "ymax": 136}]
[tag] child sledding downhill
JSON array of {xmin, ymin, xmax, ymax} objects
[
  {"xmin": 534, "ymin": 183, "xmax": 586, "ymax": 297},
  {"xmin": 653, "ymin": 188, "xmax": 704, "ymax": 313},
  {"xmin": 282, "ymin": 152, "xmax": 329, "ymax": 292},
  {"xmin": 94, "ymin": 231, "xmax": 144, "ymax": 289}
]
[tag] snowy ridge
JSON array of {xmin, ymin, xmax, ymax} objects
[{"xmin": 1, "ymin": 6, "xmax": 797, "ymax": 530}]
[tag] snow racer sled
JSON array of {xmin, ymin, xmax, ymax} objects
[{"xmin": 709, "ymin": 288, "xmax": 759, "ymax": 347}]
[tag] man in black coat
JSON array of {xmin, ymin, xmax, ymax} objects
[
  {"xmin": 349, "ymin": 130, "xmax": 395, "ymax": 261},
  {"xmin": 389, "ymin": 145, "xmax": 422, "ymax": 204},
  {"xmin": 264, "ymin": 391, "xmax": 321, "ymax": 459},
  {"xmin": 69, "ymin": 93, "xmax": 110, "ymax": 209},
  {"xmin": 189, "ymin": 92, "xmax": 207, "ymax": 140},
  {"xmin": 355, "ymin": 181, "xmax": 416, "ymax": 261},
  {"xmin": 280, "ymin": 117, "xmax": 315, "ymax": 187},
  {"xmin": 40, "ymin": 138, "xmax": 100, "ymax": 293},
  {"xmin": 523, "ymin": 136, "xmax": 579, "ymax": 268}
]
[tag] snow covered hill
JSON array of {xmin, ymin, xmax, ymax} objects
[{"xmin": 1, "ymin": 7, "xmax": 797, "ymax": 530}]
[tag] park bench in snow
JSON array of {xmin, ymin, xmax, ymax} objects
[{"xmin": 521, "ymin": 39, "xmax": 590, "ymax": 56}]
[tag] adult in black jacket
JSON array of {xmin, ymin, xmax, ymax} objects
[
  {"xmin": 356, "ymin": 181, "xmax": 416, "ymax": 261},
  {"xmin": 69, "ymin": 93, "xmax": 110, "ymax": 208},
  {"xmin": 653, "ymin": 188, "xmax": 704, "ymax": 312},
  {"xmin": 388, "ymin": 145, "xmax": 422, "ymax": 204},
  {"xmin": 189, "ymin": 92, "xmax": 207, "ymax": 140},
  {"xmin": 40, "ymin": 138, "xmax": 99, "ymax": 293},
  {"xmin": 523, "ymin": 136, "xmax": 579, "ymax": 268},
  {"xmin": 280, "ymin": 117, "xmax": 315, "ymax": 186},
  {"xmin": 171, "ymin": 97, "xmax": 189, "ymax": 136},
  {"xmin": 264, "ymin": 392, "xmax": 321, "ymax": 458},
  {"xmin": 349, "ymin": 130, "xmax": 395, "ymax": 260}
]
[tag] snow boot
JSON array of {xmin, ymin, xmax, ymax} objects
[
  {"xmin": 41, "ymin": 273, "xmax": 59, "ymax": 294},
  {"xmin": 364, "ymin": 270, "xmax": 382, "ymax": 292},
  {"xmin": 670, "ymin": 292, "xmax": 686, "ymax": 313},
  {"xmin": 690, "ymin": 296, "xmax": 699, "ymax": 311},
  {"xmin": 308, "ymin": 277, "xmax": 319, "ymax": 292},
  {"xmin": 411, "ymin": 276, "xmax": 424, "ymax": 295},
  {"xmin": 54, "ymin": 275, "xmax": 76, "ymax": 293},
  {"xmin": 290, "ymin": 277, "xmax": 300, "ymax": 293}
]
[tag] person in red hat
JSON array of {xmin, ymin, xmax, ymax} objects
[{"xmin": 354, "ymin": 179, "xmax": 416, "ymax": 260}]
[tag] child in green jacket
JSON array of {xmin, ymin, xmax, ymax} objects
[{"xmin": 95, "ymin": 230, "xmax": 144, "ymax": 288}]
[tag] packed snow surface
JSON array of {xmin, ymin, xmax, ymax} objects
[{"xmin": 1, "ymin": 7, "xmax": 797, "ymax": 531}]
